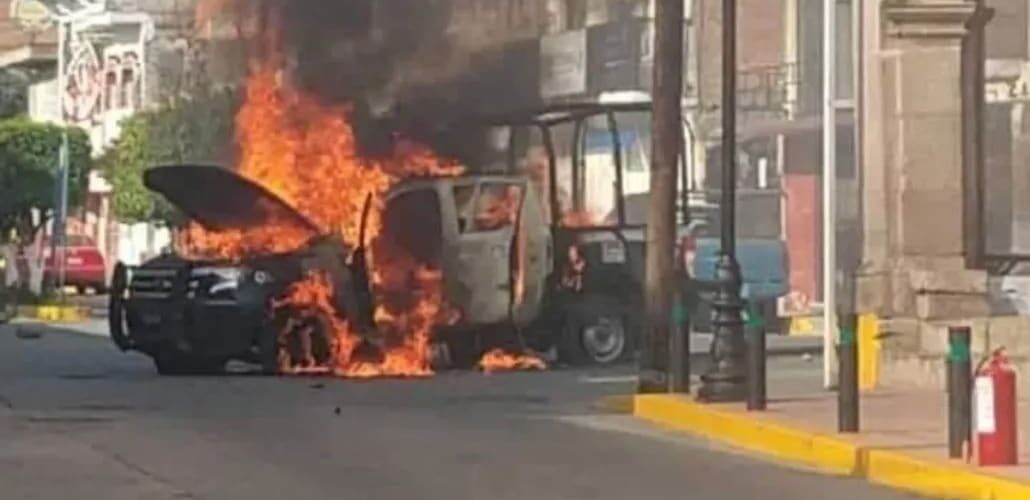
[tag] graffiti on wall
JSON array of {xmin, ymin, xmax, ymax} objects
[{"xmin": 61, "ymin": 25, "xmax": 145, "ymax": 124}]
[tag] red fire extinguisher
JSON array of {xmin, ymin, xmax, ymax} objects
[{"xmin": 974, "ymin": 348, "xmax": 1019, "ymax": 466}]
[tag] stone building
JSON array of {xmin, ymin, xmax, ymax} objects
[{"xmin": 857, "ymin": 0, "xmax": 1030, "ymax": 389}]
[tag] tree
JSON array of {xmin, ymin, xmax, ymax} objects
[
  {"xmin": 0, "ymin": 117, "xmax": 91, "ymax": 244},
  {"xmin": 0, "ymin": 69, "xmax": 30, "ymax": 119},
  {"xmin": 98, "ymin": 86, "xmax": 239, "ymax": 226},
  {"xmin": 0, "ymin": 117, "xmax": 91, "ymax": 293}
]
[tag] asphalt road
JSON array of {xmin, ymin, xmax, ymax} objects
[{"xmin": 0, "ymin": 323, "xmax": 918, "ymax": 500}]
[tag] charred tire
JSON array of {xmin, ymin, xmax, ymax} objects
[
  {"xmin": 152, "ymin": 350, "xmax": 225, "ymax": 376},
  {"xmin": 276, "ymin": 310, "xmax": 335, "ymax": 373},
  {"xmin": 433, "ymin": 329, "xmax": 480, "ymax": 370},
  {"xmin": 108, "ymin": 262, "xmax": 131, "ymax": 351},
  {"xmin": 257, "ymin": 326, "xmax": 280, "ymax": 375},
  {"xmin": 558, "ymin": 297, "xmax": 634, "ymax": 366}
]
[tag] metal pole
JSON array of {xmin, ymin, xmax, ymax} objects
[
  {"xmin": 853, "ymin": 0, "xmax": 865, "ymax": 272},
  {"xmin": 822, "ymin": 0, "xmax": 839, "ymax": 389},
  {"xmin": 698, "ymin": 0, "xmax": 747, "ymax": 403},
  {"xmin": 670, "ymin": 253, "xmax": 691, "ymax": 393},
  {"xmin": 746, "ymin": 300, "xmax": 767, "ymax": 411},
  {"xmin": 837, "ymin": 312, "xmax": 859, "ymax": 432},
  {"xmin": 51, "ymin": 17, "xmax": 67, "ymax": 300},
  {"xmin": 948, "ymin": 326, "xmax": 972, "ymax": 459},
  {"xmin": 57, "ymin": 131, "xmax": 69, "ymax": 301},
  {"xmin": 638, "ymin": 0, "xmax": 684, "ymax": 394},
  {"xmin": 961, "ymin": 1, "xmax": 990, "ymax": 269}
]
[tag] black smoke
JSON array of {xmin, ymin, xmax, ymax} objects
[{"xmin": 259, "ymin": 0, "xmax": 540, "ymax": 166}]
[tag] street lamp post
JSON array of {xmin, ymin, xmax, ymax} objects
[{"xmin": 698, "ymin": 0, "xmax": 747, "ymax": 403}]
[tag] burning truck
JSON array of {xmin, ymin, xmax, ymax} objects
[
  {"xmin": 105, "ymin": 16, "xmax": 649, "ymax": 377},
  {"xmin": 104, "ymin": 95, "xmax": 716, "ymax": 378},
  {"xmin": 108, "ymin": 163, "xmax": 560, "ymax": 376}
]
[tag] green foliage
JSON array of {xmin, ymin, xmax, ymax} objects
[
  {"xmin": 0, "ymin": 69, "xmax": 29, "ymax": 119},
  {"xmin": 0, "ymin": 117, "xmax": 91, "ymax": 244},
  {"xmin": 0, "ymin": 283, "xmax": 56, "ymax": 307},
  {"xmin": 99, "ymin": 87, "xmax": 239, "ymax": 226}
]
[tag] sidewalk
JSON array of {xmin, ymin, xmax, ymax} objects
[{"xmin": 634, "ymin": 388, "xmax": 1030, "ymax": 500}]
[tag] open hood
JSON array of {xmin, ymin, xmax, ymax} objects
[{"xmin": 144, "ymin": 165, "xmax": 320, "ymax": 235}]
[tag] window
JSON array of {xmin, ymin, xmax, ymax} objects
[
  {"xmin": 472, "ymin": 182, "xmax": 523, "ymax": 232},
  {"xmin": 452, "ymin": 184, "xmax": 477, "ymax": 233},
  {"xmin": 380, "ymin": 188, "xmax": 443, "ymax": 266}
]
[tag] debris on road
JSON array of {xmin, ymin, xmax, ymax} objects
[{"xmin": 14, "ymin": 325, "xmax": 44, "ymax": 340}]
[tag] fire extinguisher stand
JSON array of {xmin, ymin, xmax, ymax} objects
[
  {"xmin": 947, "ymin": 326, "xmax": 973, "ymax": 460},
  {"xmin": 975, "ymin": 347, "xmax": 1019, "ymax": 466}
]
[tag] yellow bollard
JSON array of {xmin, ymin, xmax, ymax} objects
[{"xmin": 857, "ymin": 314, "xmax": 880, "ymax": 391}]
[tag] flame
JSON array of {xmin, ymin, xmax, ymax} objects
[
  {"xmin": 561, "ymin": 210, "xmax": 600, "ymax": 228},
  {"xmin": 180, "ymin": 209, "xmax": 315, "ymax": 261},
  {"xmin": 274, "ymin": 270, "xmax": 439, "ymax": 378},
  {"xmin": 478, "ymin": 349, "xmax": 547, "ymax": 374},
  {"xmin": 182, "ymin": 17, "xmax": 463, "ymax": 377},
  {"xmin": 274, "ymin": 272, "xmax": 355, "ymax": 375}
]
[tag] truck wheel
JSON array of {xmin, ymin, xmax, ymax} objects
[
  {"xmin": 278, "ymin": 311, "xmax": 335, "ymax": 373},
  {"xmin": 153, "ymin": 351, "xmax": 224, "ymax": 376},
  {"xmin": 559, "ymin": 298, "xmax": 631, "ymax": 366}
]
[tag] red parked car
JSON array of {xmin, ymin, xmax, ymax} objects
[{"xmin": 37, "ymin": 235, "xmax": 108, "ymax": 293}]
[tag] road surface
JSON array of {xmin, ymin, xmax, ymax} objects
[{"xmin": 0, "ymin": 323, "xmax": 917, "ymax": 500}]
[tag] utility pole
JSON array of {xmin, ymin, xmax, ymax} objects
[
  {"xmin": 698, "ymin": 0, "xmax": 747, "ymax": 402},
  {"xmin": 57, "ymin": 131, "xmax": 69, "ymax": 301},
  {"xmin": 639, "ymin": 0, "xmax": 684, "ymax": 394},
  {"xmin": 821, "ymin": 0, "xmax": 838, "ymax": 389}
]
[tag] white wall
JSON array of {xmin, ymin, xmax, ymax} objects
[{"xmin": 116, "ymin": 222, "xmax": 171, "ymax": 266}]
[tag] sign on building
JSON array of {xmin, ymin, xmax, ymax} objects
[
  {"xmin": 540, "ymin": 29, "xmax": 586, "ymax": 99},
  {"xmin": 9, "ymin": 0, "xmax": 53, "ymax": 33},
  {"xmin": 587, "ymin": 19, "xmax": 645, "ymax": 94},
  {"xmin": 986, "ymin": 77, "xmax": 1030, "ymax": 103}
]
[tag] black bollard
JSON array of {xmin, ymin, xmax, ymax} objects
[
  {"xmin": 670, "ymin": 287, "xmax": 690, "ymax": 393},
  {"xmin": 947, "ymin": 326, "xmax": 972, "ymax": 459},
  {"xmin": 838, "ymin": 313, "xmax": 859, "ymax": 433},
  {"xmin": 746, "ymin": 301, "xmax": 766, "ymax": 411}
]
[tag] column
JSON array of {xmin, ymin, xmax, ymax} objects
[{"xmin": 857, "ymin": 0, "xmax": 989, "ymax": 320}]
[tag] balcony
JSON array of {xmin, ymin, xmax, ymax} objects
[{"xmin": 737, "ymin": 61, "xmax": 799, "ymax": 118}]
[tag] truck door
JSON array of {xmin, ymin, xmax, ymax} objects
[
  {"xmin": 446, "ymin": 181, "xmax": 517, "ymax": 326},
  {"xmin": 511, "ymin": 181, "xmax": 551, "ymax": 327}
]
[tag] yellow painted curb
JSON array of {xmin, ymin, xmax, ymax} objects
[
  {"xmin": 632, "ymin": 395, "xmax": 1030, "ymax": 500},
  {"xmin": 864, "ymin": 448, "xmax": 1030, "ymax": 500},
  {"xmin": 18, "ymin": 305, "xmax": 85, "ymax": 323},
  {"xmin": 788, "ymin": 316, "xmax": 818, "ymax": 336},
  {"xmin": 634, "ymin": 394, "xmax": 858, "ymax": 475}
]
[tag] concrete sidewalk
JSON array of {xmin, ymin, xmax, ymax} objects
[{"xmin": 634, "ymin": 388, "xmax": 1030, "ymax": 500}]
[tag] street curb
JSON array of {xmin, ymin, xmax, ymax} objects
[
  {"xmin": 16, "ymin": 305, "xmax": 86, "ymax": 322},
  {"xmin": 632, "ymin": 395, "xmax": 1030, "ymax": 500}
]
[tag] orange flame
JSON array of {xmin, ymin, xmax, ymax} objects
[
  {"xmin": 274, "ymin": 270, "xmax": 439, "ymax": 378},
  {"xmin": 561, "ymin": 210, "xmax": 601, "ymax": 228},
  {"xmin": 478, "ymin": 349, "xmax": 547, "ymax": 374},
  {"xmin": 183, "ymin": 15, "xmax": 463, "ymax": 377}
]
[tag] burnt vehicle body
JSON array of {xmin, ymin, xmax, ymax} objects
[
  {"xmin": 400, "ymin": 101, "xmax": 712, "ymax": 365},
  {"xmin": 109, "ymin": 165, "xmax": 371, "ymax": 375},
  {"xmin": 379, "ymin": 175, "xmax": 551, "ymax": 366}
]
